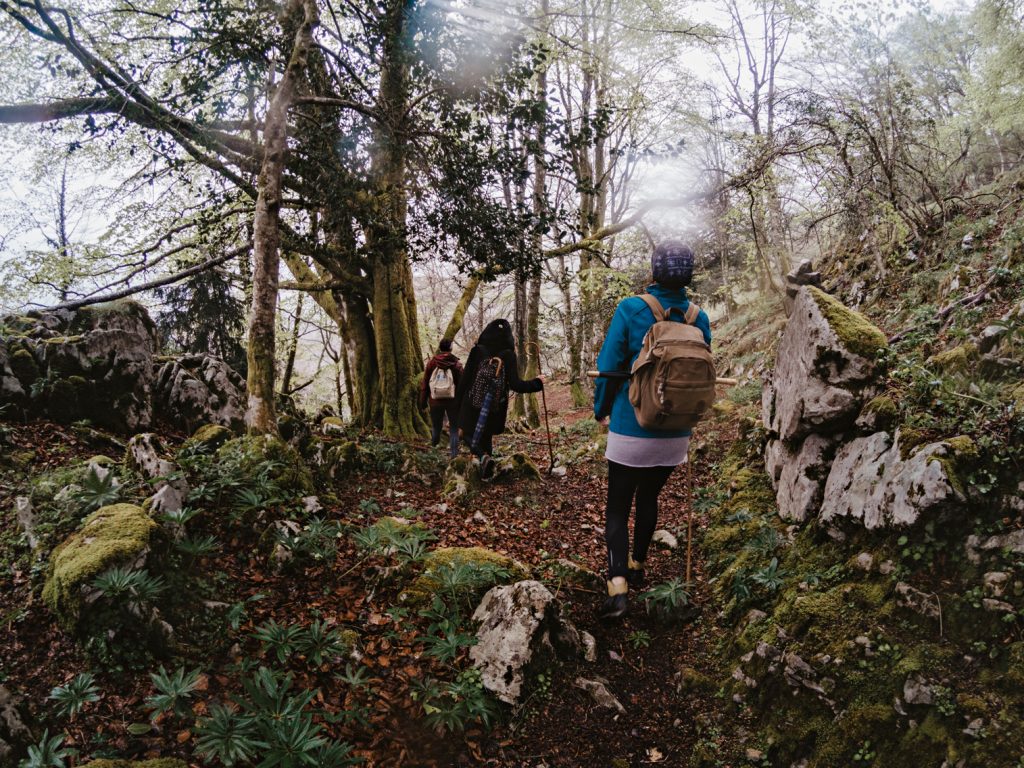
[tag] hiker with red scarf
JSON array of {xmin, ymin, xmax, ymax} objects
[{"xmin": 419, "ymin": 339, "xmax": 463, "ymax": 458}]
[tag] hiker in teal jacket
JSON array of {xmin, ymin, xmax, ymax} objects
[{"xmin": 593, "ymin": 241, "xmax": 712, "ymax": 619}]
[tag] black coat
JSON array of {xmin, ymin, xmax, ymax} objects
[{"xmin": 454, "ymin": 345, "xmax": 542, "ymax": 437}]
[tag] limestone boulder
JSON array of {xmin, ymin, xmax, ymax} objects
[
  {"xmin": 126, "ymin": 434, "xmax": 189, "ymax": 516},
  {"xmin": 153, "ymin": 353, "xmax": 245, "ymax": 434},
  {"xmin": 0, "ymin": 301, "xmax": 157, "ymax": 432},
  {"xmin": 819, "ymin": 431, "xmax": 963, "ymax": 530},
  {"xmin": 767, "ymin": 434, "xmax": 839, "ymax": 523},
  {"xmin": 762, "ymin": 287, "xmax": 887, "ymax": 443},
  {"xmin": 470, "ymin": 580, "xmax": 590, "ymax": 704},
  {"xmin": 0, "ymin": 684, "xmax": 32, "ymax": 768}
]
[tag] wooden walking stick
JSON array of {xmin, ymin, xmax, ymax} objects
[
  {"xmin": 527, "ymin": 342, "xmax": 555, "ymax": 474},
  {"xmin": 685, "ymin": 448, "xmax": 694, "ymax": 584}
]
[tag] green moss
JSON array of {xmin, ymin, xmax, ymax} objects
[
  {"xmin": 442, "ymin": 455, "xmax": 481, "ymax": 500},
  {"xmin": 216, "ymin": 435, "xmax": 314, "ymax": 496},
  {"xmin": 187, "ymin": 424, "xmax": 233, "ymax": 451},
  {"xmin": 927, "ymin": 343, "xmax": 979, "ymax": 374},
  {"xmin": 81, "ymin": 760, "xmax": 188, "ymax": 768},
  {"xmin": 9, "ymin": 346, "xmax": 39, "ymax": 383},
  {"xmin": 42, "ymin": 503, "xmax": 157, "ymax": 628},
  {"xmin": 87, "ymin": 455, "xmax": 117, "ymax": 466},
  {"xmin": 496, "ymin": 452, "xmax": 542, "ymax": 482},
  {"xmin": 808, "ymin": 286, "xmax": 888, "ymax": 359},
  {"xmin": 814, "ymin": 704, "xmax": 897, "ymax": 766},
  {"xmin": 677, "ymin": 666, "xmax": 716, "ymax": 694},
  {"xmin": 321, "ymin": 416, "xmax": 346, "ymax": 434},
  {"xmin": 861, "ymin": 395, "xmax": 897, "ymax": 427},
  {"xmin": 400, "ymin": 546, "xmax": 530, "ymax": 606},
  {"xmin": 944, "ymin": 435, "xmax": 977, "ymax": 460},
  {"xmin": 897, "ymin": 428, "xmax": 929, "ymax": 460}
]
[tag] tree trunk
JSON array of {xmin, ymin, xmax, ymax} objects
[
  {"xmin": 281, "ymin": 291, "xmax": 304, "ymax": 394},
  {"xmin": 442, "ymin": 273, "xmax": 482, "ymax": 343},
  {"xmin": 364, "ymin": 0, "xmax": 427, "ymax": 437},
  {"xmin": 245, "ymin": 0, "xmax": 318, "ymax": 436}
]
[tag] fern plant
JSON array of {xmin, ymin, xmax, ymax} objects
[
  {"xmin": 49, "ymin": 673, "xmax": 100, "ymax": 719},
  {"xmin": 146, "ymin": 666, "xmax": 203, "ymax": 720},
  {"xmin": 751, "ymin": 557, "xmax": 787, "ymax": 592}
]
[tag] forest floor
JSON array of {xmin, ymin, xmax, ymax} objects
[{"xmin": 0, "ymin": 381, "xmax": 745, "ymax": 768}]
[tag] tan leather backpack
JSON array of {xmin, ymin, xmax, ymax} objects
[{"xmin": 628, "ymin": 294, "xmax": 716, "ymax": 430}]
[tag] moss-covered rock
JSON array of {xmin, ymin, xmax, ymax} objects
[
  {"xmin": 8, "ymin": 346, "xmax": 39, "ymax": 386},
  {"xmin": 187, "ymin": 423, "xmax": 234, "ymax": 451},
  {"xmin": 216, "ymin": 435, "xmax": 314, "ymax": 496},
  {"xmin": 442, "ymin": 455, "xmax": 482, "ymax": 501},
  {"xmin": 494, "ymin": 452, "xmax": 542, "ymax": 482},
  {"xmin": 399, "ymin": 546, "xmax": 530, "ymax": 606},
  {"xmin": 808, "ymin": 286, "xmax": 888, "ymax": 359},
  {"xmin": 857, "ymin": 395, "xmax": 898, "ymax": 431},
  {"xmin": 927, "ymin": 343, "xmax": 979, "ymax": 374},
  {"xmin": 42, "ymin": 503, "xmax": 157, "ymax": 628},
  {"xmin": 87, "ymin": 455, "xmax": 117, "ymax": 467},
  {"xmin": 321, "ymin": 416, "xmax": 346, "ymax": 435}
]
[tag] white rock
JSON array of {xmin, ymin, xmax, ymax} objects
[
  {"xmin": 580, "ymin": 631, "xmax": 597, "ymax": 663},
  {"xmin": 895, "ymin": 582, "xmax": 940, "ymax": 619},
  {"xmin": 967, "ymin": 529, "xmax": 1024, "ymax": 564},
  {"xmin": 762, "ymin": 288, "xmax": 883, "ymax": 442},
  {"xmin": 551, "ymin": 466, "xmax": 567, "ymax": 477},
  {"xmin": 473, "ymin": 512, "xmax": 489, "ymax": 524},
  {"xmin": 652, "ymin": 529, "xmax": 678, "ymax": 550},
  {"xmin": 983, "ymin": 572, "xmax": 1009, "ymax": 598},
  {"xmin": 820, "ymin": 431, "xmax": 961, "ymax": 530},
  {"xmin": 574, "ymin": 677, "xmax": 625, "ymax": 714},
  {"xmin": 772, "ymin": 434, "xmax": 838, "ymax": 523},
  {"xmin": 469, "ymin": 580, "xmax": 585, "ymax": 704},
  {"xmin": 854, "ymin": 553, "xmax": 874, "ymax": 571},
  {"xmin": 982, "ymin": 598, "xmax": 1014, "ymax": 613},
  {"xmin": 903, "ymin": 673, "xmax": 934, "ymax": 705},
  {"xmin": 14, "ymin": 497, "xmax": 38, "ymax": 551},
  {"xmin": 127, "ymin": 433, "xmax": 190, "ymax": 515}
]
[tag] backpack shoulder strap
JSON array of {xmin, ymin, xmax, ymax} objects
[
  {"xmin": 639, "ymin": 293, "xmax": 666, "ymax": 322},
  {"xmin": 684, "ymin": 302, "xmax": 701, "ymax": 324}
]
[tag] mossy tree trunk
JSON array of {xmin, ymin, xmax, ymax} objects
[
  {"xmin": 442, "ymin": 273, "xmax": 482, "ymax": 344},
  {"xmin": 364, "ymin": 0, "xmax": 427, "ymax": 438},
  {"xmin": 245, "ymin": 0, "xmax": 318, "ymax": 436}
]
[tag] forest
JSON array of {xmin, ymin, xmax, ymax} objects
[{"xmin": 1, "ymin": 0, "xmax": 1024, "ymax": 766}]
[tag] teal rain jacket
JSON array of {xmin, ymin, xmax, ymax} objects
[{"xmin": 592, "ymin": 284, "xmax": 712, "ymax": 438}]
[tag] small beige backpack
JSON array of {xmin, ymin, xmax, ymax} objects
[{"xmin": 628, "ymin": 294, "xmax": 716, "ymax": 430}]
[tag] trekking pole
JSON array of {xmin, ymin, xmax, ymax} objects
[
  {"xmin": 527, "ymin": 342, "xmax": 555, "ymax": 475},
  {"xmin": 685, "ymin": 453, "xmax": 694, "ymax": 584},
  {"xmin": 587, "ymin": 370, "xmax": 739, "ymax": 385}
]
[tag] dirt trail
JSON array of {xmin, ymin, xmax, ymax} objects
[{"xmin": 0, "ymin": 383, "xmax": 740, "ymax": 768}]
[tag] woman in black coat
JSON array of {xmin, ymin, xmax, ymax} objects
[{"xmin": 454, "ymin": 319, "xmax": 543, "ymax": 477}]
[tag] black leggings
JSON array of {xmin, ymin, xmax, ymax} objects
[{"xmin": 605, "ymin": 460, "xmax": 675, "ymax": 580}]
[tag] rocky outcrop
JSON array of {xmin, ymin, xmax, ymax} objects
[
  {"xmin": 0, "ymin": 302, "xmax": 158, "ymax": 431},
  {"xmin": 470, "ymin": 580, "xmax": 593, "ymax": 704},
  {"xmin": 0, "ymin": 684, "xmax": 32, "ymax": 768},
  {"xmin": 153, "ymin": 354, "xmax": 245, "ymax": 434},
  {"xmin": 762, "ymin": 287, "xmax": 887, "ymax": 522},
  {"xmin": 763, "ymin": 287, "xmax": 887, "ymax": 443},
  {"xmin": 819, "ymin": 431, "xmax": 963, "ymax": 530},
  {"xmin": 127, "ymin": 433, "xmax": 189, "ymax": 516},
  {"xmin": 0, "ymin": 303, "xmax": 246, "ymax": 435}
]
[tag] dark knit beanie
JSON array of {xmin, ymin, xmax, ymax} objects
[
  {"xmin": 439, "ymin": 338, "xmax": 453, "ymax": 352},
  {"xmin": 651, "ymin": 241, "xmax": 695, "ymax": 288}
]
